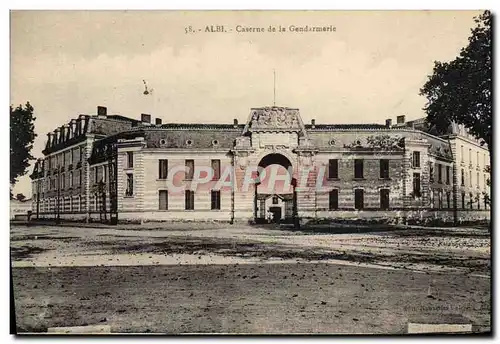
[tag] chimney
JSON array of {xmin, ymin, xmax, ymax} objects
[
  {"xmin": 155, "ymin": 118, "xmax": 162, "ymax": 125},
  {"xmin": 311, "ymin": 119, "xmax": 316, "ymax": 128},
  {"xmin": 385, "ymin": 119, "xmax": 392, "ymax": 128},
  {"xmin": 396, "ymin": 115, "xmax": 405, "ymax": 124},
  {"xmin": 233, "ymin": 118, "xmax": 238, "ymax": 128},
  {"xmin": 62, "ymin": 124, "xmax": 69, "ymax": 141},
  {"xmin": 54, "ymin": 128, "xmax": 61, "ymax": 144},
  {"xmin": 70, "ymin": 119, "xmax": 77, "ymax": 138},
  {"xmin": 47, "ymin": 132, "xmax": 53, "ymax": 146},
  {"xmin": 141, "ymin": 113, "xmax": 151, "ymax": 123},
  {"xmin": 97, "ymin": 106, "xmax": 107, "ymax": 118}
]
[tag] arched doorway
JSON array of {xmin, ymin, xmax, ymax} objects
[{"xmin": 254, "ymin": 153, "xmax": 296, "ymax": 224}]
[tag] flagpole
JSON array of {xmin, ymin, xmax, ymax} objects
[{"xmin": 273, "ymin": 69, "xmax": 276, "ymax": 106}]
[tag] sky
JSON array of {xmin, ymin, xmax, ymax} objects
[{"xmin": 10, "ymin": 10, "xmax": 481, "ymax": 197}]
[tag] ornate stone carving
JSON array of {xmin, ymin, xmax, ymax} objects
[{"xmin": 250, "ymin": 107, "xmax": 300, "ymax": 129}]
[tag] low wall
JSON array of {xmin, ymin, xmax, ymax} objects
[
  {"xmin": 309, "ymin": 209, "xmax": 490, "ymax": 226},
  {"xmin": 27, "ymin": 209, "xmax": 490, "ymax": 225}
]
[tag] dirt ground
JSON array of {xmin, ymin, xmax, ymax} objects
[{"xmin": 10, "ymin": 222, "xmax": 491, "ymax": 334}]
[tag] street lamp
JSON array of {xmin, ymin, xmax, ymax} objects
[{"xmin": 291, "ymin": 177, "xmax": 299, "ymax": 230}]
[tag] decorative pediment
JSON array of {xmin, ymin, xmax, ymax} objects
[
  {"xmin": 242, "ymin": 107, "xmax": 309, "ymax": 139},
  {"xmin": 249, "ymin": 107, "xmax": 300, "ymax": 129}
]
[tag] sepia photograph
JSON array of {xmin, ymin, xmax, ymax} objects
[{"xmin": 9, "ymin": 9, "xmax": 492, "ymax": 335}]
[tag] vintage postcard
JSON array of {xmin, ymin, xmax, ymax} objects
[{"xmin": 9, "ymin": 10, "xmax": 491, "ymax": 335}]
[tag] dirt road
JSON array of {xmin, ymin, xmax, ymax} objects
[{"xmin": 10, "ymin": 223, "xmax": 491, "ymax": 334}]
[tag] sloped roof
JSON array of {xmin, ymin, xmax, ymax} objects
[{"xmin": 305, "ymin": 124, "xmax": 387, "ymax": 130}]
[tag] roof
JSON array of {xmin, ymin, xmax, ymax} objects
[
  {"xmin": 305, "ymin": 124, "xmax": 387, "ymax": 130},
  {"xmin": 107, "ymin": 114, "xmax": 140, "ymax": 123},
  {"xmin": 158, "ymin": 123, "xmax": 245, "ymax": 130}
]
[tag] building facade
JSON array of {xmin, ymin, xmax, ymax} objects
[{"xmin": 30, "ymin": 106, "xmax": 490, "ymax": 224}]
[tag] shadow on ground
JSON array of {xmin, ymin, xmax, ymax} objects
[
  {"xmin": 255, "ymin": 222, "xmax": 491, "ymax": 239},
  {"xmin": 101, "ymin": 236, "xmax": 490, "ymax": 275},
  {"xmin": 10, "ymin": 246, "xmax": 48, "ymax": 260}
]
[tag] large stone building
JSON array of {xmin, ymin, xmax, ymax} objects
[{"xmin": 30, "ymin": 105, "xmax": 490, "ymax": 224}]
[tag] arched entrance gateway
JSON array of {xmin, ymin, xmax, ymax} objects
[
  {"xmin": 232, "ymin": 106, "xmax": 312, "ymax": 226},
  {"xmin": 255, "ymin": 153, "xmax": 296, "ymax": 224}
]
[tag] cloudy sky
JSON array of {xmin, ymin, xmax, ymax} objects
[{"xmin": 10, "ymin": 10, "xmax": 481, "ymax": 196}]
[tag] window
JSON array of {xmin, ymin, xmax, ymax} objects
[
  {"xmin": 70, "ymin": 150, "xmax": 74, "ymax": 165},
  {"xmin": 438, "ymin": 190, "xmax": 443, "ymax": 209},
  {"xmin": 470, "ymin": 170, "xmax": 473, "ymax": 186},
  {"xmin": 69, "ymin": 172, "xmax": 73, "ymax": 188},
  {"xmin": 126, "ymin": 173, "xmax": 134, "ymax": 196},
  {"xmin": 96, "ymin": 166, "xmax": 102, "ymax": 183},
  {"xmin": 461, "ymin": 169, "xmax": 465, "ymax": 186},
  {"xmin": 429, "ymin": 163, "xmax": 434, "ymax": 183},
  {"xmin": 477, "ymin": 172, "xmax": 480, "ymax": 188},
  {"xmin": 446, "ymin": 166, "xmax": 450, "ymax": 185},
  {"xmin": 430, "ymin": 190, "xmax": 435, "ymax": 208},
  {"xmin": 413, "ymin": 173, "xmax": 421, "ymax": 198},
  {"xmin": 159, "ymin": 190, "xmax": 168, "ymax": 210},
  {"xmin": 380, "ymin": 159, "xmax": 389, "ymax": 179},
  {"xmin": 159, "ymin": 159, "xmax": 168, "ymax": 179},
  {"xmin": 437, "ymin": 164, "xmax": 442, "ymax": 183},
  {"xmin": 412, "ymin": 151, "xmax": 420, "ymax": 168},
  {"xmin": 380, "ymin": 189, "xmax": 390, "ymax": 210},
  {"xmin": 103, "ymin": 166, "xmax": 107, "ymax": 183},
  {"xmin": 469, "ymin": 193, "xmax": 473, "ymax": 209},
  {"xmin": 61, "ymin": 173, "xmax": 65, "ymax": 189},
  {"xmin": 469, "ymin": 148, "xmax": 472, "ymax": 164},
  {"xmin": 211, "ymin": 190, "xmax": 221, "ymax": 210},
  {"xmin": 185, "ymin": 190, "xmax": 195, "ymax": 210},
  {"xmin": 329, "ymin": 189, "xmax": 338, "ymax": 210},
  {"xmin": 328, "ymin": 159, "xmax": 338, "ymax": 179},
  {"xmin": 272, "ymin": 195, "xmax": 279, "ymax": 204},
  {"xmin": 212, "ymin": 159, "xmax": 221, "ymax": 180},
  {"xmin": 477, "ymin": 194, "xmax": 481, "ymax": 210},
  {"xmin": 461, "ymin": 192, "xmax": 466, "ymax": 209},
  {"xmin": 127, "ymin": 151, "xmax": 134, "ymax": 168},
  {"xmin": 74, "ymin": 148, "xmax": 79, "ymax": 164},
  {"xmin": 79, "ymin": 170, "xmax": 82, "ymax": 186},
  {"xmin": 354, "ymin": 189, "xmax": 364, "ymax": 210},
  {"xmin": 354, "ymin": 159, "xmax": 364, "ymax": 179},
  {"xmin": 185, "ymin": 160, "xmax": 194, "ymax": 180},
  {"xmin": 446, "ymin": 191, "xmax": 451, "ymax": 209}
]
